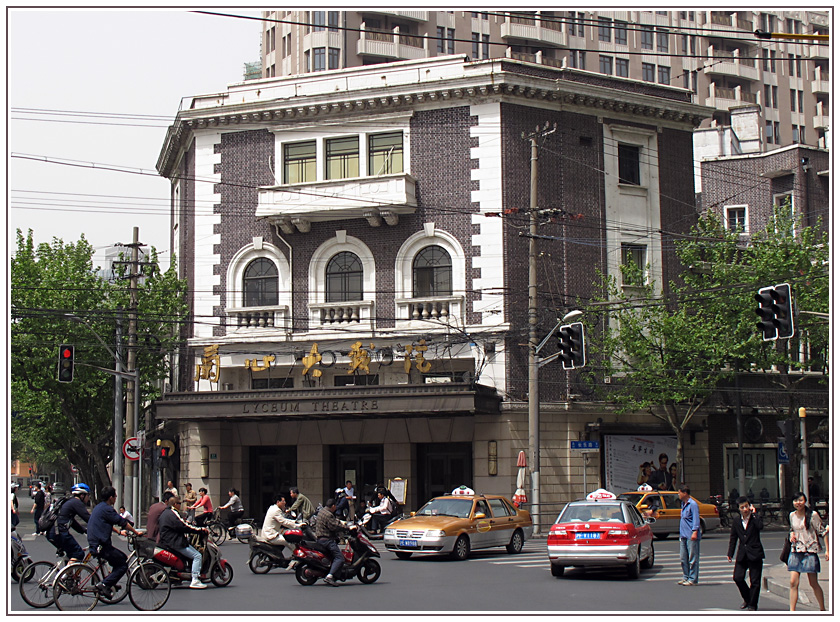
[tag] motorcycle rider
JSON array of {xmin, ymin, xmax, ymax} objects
[
  {"xmin": 46, "ymin": 483, "xmax": 92, "ymax": 562},
  {"xmin": 314, "ymin": 498, "xmax": 351, "ymax": 586},
  {"xmin": 158, "ymin": 495, "xmax": 209, "ymax": 589},
  {"xmin": 368, "ymin": 490, "xmax": 396, "ymax": 534},
  {"xmin": 289, "ymin": 487, "xmax": 315, "ymax": 522},
  {"xmin": 261, "ymin": 494, "xmax": 299, "ymax": 556}
]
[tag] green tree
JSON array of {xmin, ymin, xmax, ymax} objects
[
  {"xmin": 11, "ymin": 229, "xmax": 188, "ymax": 494},
  {"xmin": 589, "ymin": 207, "xmax": 828, "ymax": 479}
]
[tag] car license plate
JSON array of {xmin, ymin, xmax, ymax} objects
[
  {"xmin": 399, "ymin": 539, "xmax": 419, "ymax": 548},
  {"xmin": 575, "ymin": 532, "xmax": 600, "ymax": 540}
]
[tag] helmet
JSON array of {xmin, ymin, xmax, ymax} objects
[{"xmin": 71, "ymin": 483, "xmax": 91, "ymax": 495}]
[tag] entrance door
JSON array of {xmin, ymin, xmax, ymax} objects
[
  {"xmin": 330, "ymin": 445, "xmax": 384, "ymax": 511},
  {"xmin": 249, "ymin": 446, "xmax": 297, "ymax": 521},
  {"xmin": 417, "ymin": 442, "xmax": 473, "ymax": 504}
]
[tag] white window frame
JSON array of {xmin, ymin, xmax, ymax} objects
[
  {"xmin": 724, "ymin": 204, "xmax": 749, "ymax": 234},
  {"xmin": 225, "ymin": 241, "xmax": 291, "ymax": 331},
  {"xmin": 772, "ymin": 192, "xmax": 796, "ymax": 237}
]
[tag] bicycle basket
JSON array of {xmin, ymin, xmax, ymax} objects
[{"xmin": 134, "ymin": 536, "xmax": 157, "ymax": 559}]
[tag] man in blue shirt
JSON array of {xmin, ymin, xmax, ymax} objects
[
  {"xmin": 87, "ymin": 486, "xmax": 140, "ymax": 599},
  {"xmin": 678, "ymin": 485, "xmax": 701, "ymax": 586}
]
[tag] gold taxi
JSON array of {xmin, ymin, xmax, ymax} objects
[
  {"xmin": 383, "ymin": 493, "xmax": 533, "ymax": 560},
  {"xmin": 617, "ymin": 491, "xmax": 721, "ymax": 539}
]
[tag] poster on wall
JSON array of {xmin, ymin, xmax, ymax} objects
[{"xmin": 605, "ymin": 435, "xmax": 678, "ymax": 494}]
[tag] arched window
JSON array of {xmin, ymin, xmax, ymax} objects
[
  {"xmin": 413, "ymin": 245, "xmax": 452, "ymax": 297},
  {"xmin": 326, "ymin": 252, "xmax": 363, "ymax": 302},
  {"xmin": 243, "ymin": 258, "xmax": 279, "ymax": 307}
]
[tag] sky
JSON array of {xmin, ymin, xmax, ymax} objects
[{"xmin": 8, "ymin": 8, "xmax": 262, "ymax": 268}]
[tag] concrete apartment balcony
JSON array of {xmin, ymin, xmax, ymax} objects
[
  {"xmin": 500, "ymin": 14, "xmax": 567, "ymax": 47},
  {"xmin": 225, "ymin": 305, "xmax": 290, "ymax": 332},
  {"xmin": 357, "ymin": 26, "xmax": 427, "ymax": 60},
  {"xmin": 814, "ymin": 102, "xmax": 830, "ymax": 129},
  {"xmin": 709, "ymin": 12, "xmax": 753, "ymax": 32},
  {"xmin": 807, "ymin": 43, "xmax": 829, "ymax": 60},
  {"xmin": 703, "ymin": 49, "xmax": 759, "ymax": 82},
  {"xmin": 811, "ymin": 67, "xmax": 830, "ymax": 94},
  {"xmin": 705, "ymin": 84, "xmax": 756, "ymax": 110},
  {"xmin": 364, "ymin": 10, "xmax": 429, "ymax": 22},
  {"xmin": 395, "ymin": 295, "xmax": 465, "ymax": 329},
  {"xmin": 256, "ymin": 173, "xmax": 417, "ymax": 233}
]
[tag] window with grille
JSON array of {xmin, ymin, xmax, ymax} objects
[
  {"xmin": 326, "ymin": 252, "xmax": 363, "ymax": 302},
  {"xmin": 243, "ymin": 258, "xmax": 279, "ymax": 307},
  {"xmin": 413, "ymin": 245, "xmax": 453, "ymax": 297},
  {"xmin": 284, "ymin": 141, "xmax": 316, "ymax": 183},
  {"xmin": 368, "ymin": 132, "xmax": 403, "ymax": 175},
  {"xmin": 325, "ymin": 136, "xmax": 359, "ymax": 180}
]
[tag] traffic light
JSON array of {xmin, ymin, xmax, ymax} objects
[
  {"xmin": 754, "ymin": 283, "xmax": 795, "ymax": 341},
  {"xmin": 57, "ymin": 345, "xmax": 75, "ymax": 382},
  {"xmin": 557, "ymin": 322, "xmax": 586, "ymax": 370}
]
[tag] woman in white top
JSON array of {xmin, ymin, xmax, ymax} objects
[{"xmin": 787, "ymin": 491, "xmax": 827, "ymax": 611}]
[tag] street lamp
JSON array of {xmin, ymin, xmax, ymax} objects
[{"xmin": 528, "ymin": 309, "xmax": 584, "ymax": 534}]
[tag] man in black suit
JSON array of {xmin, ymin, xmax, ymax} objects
[{"xmin": 727, "ymin": 496, "xmax": 764, "ymax": 611}]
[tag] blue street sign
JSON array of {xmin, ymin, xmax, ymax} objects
[
  {"xmin": 571, "ymin": 441, "xmax": 600, "ymax": 450},
  {"xmin": 778, "ymin": 441, "xmax": 790, "ymax": 464}
]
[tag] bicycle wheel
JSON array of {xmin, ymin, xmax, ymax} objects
[
  {"xmin": 19, "ymin": 561, "xmax": 57, "ymax": 608},
  {"xmin": 53, "ymin": 563, "xmax": 99, "ymax": 611},
  {"xmin": 128, "ymin": 562, "xmax": 170, "ymax": 611},
  {"xmin": 208, "ymin": 522, "xmax": 226, "ymax": 545},
  {"xmin": 95, "ymin": 559, "xmax": 129, "ymax": 604}
]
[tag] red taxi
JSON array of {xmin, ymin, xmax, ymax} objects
[{"xmin": 547, "ymin": 489, "xmax": 655, "ymax": 579}]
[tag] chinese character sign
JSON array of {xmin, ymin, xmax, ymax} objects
[{"xmin": 195, "ymin": 344, "xmax": 221, "ymax": 383}]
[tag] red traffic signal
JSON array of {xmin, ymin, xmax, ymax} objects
[{"xmin": 57, "ymin": 345, "xmax": 75, "ymax": 382}]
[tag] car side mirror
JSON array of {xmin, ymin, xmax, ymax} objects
[{"xmin": 474, "ymin": 513, "xmax": 486, "ymax": 519}]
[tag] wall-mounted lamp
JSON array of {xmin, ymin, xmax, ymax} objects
[
  {"xmin": 200, "ymin": 445, "xmax": 209, "ymax": 479},
  {"xmin": 488, "ymin": 441, "xmax": 498, "ymax": 476}
]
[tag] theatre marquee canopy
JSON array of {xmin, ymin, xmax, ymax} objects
[{"xmin": 154, "ymin": 383, "xmax": 501, "ymax": 422}]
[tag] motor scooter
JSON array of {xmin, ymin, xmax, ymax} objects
[
  {"xmin": 247, "ymin": 524, "xmax": 310, "ymax": 574},
  {"xmin": 10, "ymin": 527, "xmax": 33, "ymax": 582},
  {"xmin": 135, "ymin": 530, "xmax": 234, "ymax": 587},
  {"xmin": 287, "ymin": 525, "xmax": 381, "ymax": 586}
]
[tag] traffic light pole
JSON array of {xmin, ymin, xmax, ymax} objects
[
  {"xmin": 113, "ymin": 311, "xmax": 123, "ymax": 506},
  {"xmin": 527, "ymin": 132, "xmax": 541, "ymax": 535},
  {"xmin": 124, "ymin": 227, "xmax": 141, "ymax": 522}
]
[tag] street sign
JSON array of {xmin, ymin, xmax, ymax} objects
[
  {"xmin": 571, "ymin": 441, "xmax": 600, "ymax": 450},
  {"xmin": 123, "ymin": 437, "xmax": 141, "ymax": 461},
  {"xmin": 778, "ymin": 440, "xmax": 790, "ymax": 464}
]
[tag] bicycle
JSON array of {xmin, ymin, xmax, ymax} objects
[
  {"xmin": 18, "ymin": 550, "xmax": 72, "ymax": 608},
  {"xmin": 52, "ymin": 548, "xmax": 134, "ymax": 611},
  {"xmin": 200, "ymin": 508, "xmax": 227, "ymax": 545}
]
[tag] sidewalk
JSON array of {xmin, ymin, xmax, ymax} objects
[{"xmin": 764, "ymin": 559, "xmax": 830, "ymax": 611}]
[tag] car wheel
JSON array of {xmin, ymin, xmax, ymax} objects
[
  {"xmin": 626, "ymin": 547, "xmax": 641, "ymax": 579},
  {"xmin": 505, "ymin": 529, "xmax": 524, "ymax": 554},
  {"xmin": 654, "ymin": 532, "xmax": 670, "ymax": 540},
  {"xmin": 394, "ymin": 552, "xmax": 413, "ymax": 560},
  {"xmin": 641, "ymin": 541, "xmax": 655, "ymax": 569},
  {"xmin": 450, "ymin": 535, "xmax": 470, "ymax": 561},
  {"xmin": 550, "ymin": 564, "xmax": 565, "ymax": 577}
]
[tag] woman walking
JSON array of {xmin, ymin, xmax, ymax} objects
[{"xmin": 787, "ymin": 491, "xmax": 827, "ymax": 611}]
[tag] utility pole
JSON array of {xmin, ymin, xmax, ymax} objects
[
  {"xmin": 113, "ymin": 310, "xmax": 124, "ymax": 504},
  {"xmin": 525, "ymin": 122, "xmax": 555, "ymax": 535},
  {"xmin": 124, "ymin": 227, "xmax": 143, "ymax": 518},
  {"xmin": 799, "ymin": 407, "xmax": 809, "ymax": 503}
]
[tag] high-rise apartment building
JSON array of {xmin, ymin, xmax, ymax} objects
[{"xmin": 259, "ymin": 10, "xmax": 829, "ymax": 150}]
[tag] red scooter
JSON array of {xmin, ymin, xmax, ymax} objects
[
  {"xmin": 134, "ymin": 530, "xmax": 234, "ymax": 587},
  {"xmin": 286, "ymin": 525, "xmax": 381, "ymax": 586}
]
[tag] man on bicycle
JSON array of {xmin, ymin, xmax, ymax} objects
[
  {"xmin": 87, "ymin": 486, "xmax": 140, "ymax": 599},
  {"xmin": 158, "ymin": 495, "xmax": 209, "ymax": 589},
  {"xmin": 46, "ymin": 483, "xmax": 91, "ymax": 562}
]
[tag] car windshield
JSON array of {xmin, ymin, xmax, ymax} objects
[
  {"xmin": 557, "ymin": 503, "xmax": 626, "ymax": 523},
  {"xmin": 416, "ymin": 498, "xmax": 473, "ymax": 518}
]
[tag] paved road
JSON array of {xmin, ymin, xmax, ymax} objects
[{"xmin": 11, "ymin": 502, "xmax": 798, "ymax": 613}]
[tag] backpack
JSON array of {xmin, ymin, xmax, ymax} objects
[{"xmin": 38, "ymin": 496, "xmax": 69, "ymax": 533}]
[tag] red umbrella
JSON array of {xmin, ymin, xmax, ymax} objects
[{"xmin": 513, "ymin": 451, "xmax": 528, "ymax": 507}]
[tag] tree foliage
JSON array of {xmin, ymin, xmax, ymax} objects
[
  {"xmin": 588, "ymin": 207, "xmax": 828, "ymax": 477},
  {"xmin": 11, "ymin": 229, "xmax": 188, "ymax": 495}
]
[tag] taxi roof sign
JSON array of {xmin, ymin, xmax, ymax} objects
[
  {"xmin": 585, "ymin": 489, "xmax": 616, "ymax": 501},
  {"xmin": 451, "ymin": 485, "xmax": 475, "ymax": 496}
]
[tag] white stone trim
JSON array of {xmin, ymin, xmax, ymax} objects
[{"xmin": 193, "ymin": 132, "xmax": 223, "ymax": 339}]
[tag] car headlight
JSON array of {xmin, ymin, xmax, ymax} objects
[
  {"xmin": 384, "ymin": 529, "xmax": 396, "ymax": 536},
  {"xmin": 426, "ymin": 530, "xmax": 446, "ymax": 537}
]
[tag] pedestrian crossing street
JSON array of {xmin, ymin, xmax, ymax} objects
[{"xmin": 378, "ymin": 540, "xmax": 736, "ymax": 584}]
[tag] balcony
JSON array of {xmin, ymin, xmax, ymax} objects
[
  {"xmin": 309, "ymin": 300, "xmax": 375, "ymax": 331},
  {"xmin": 500, "ymin": 14, "xmax": 567, "ymax": 47},
  {"xmin": 807, "ymin": 43, "xmax": 829, "ymax": 60},
  {"xmin": 811, "ymin": 66, "xmax": 830, "ymax": 94},
  {"xmin": 357, "ymin": 25, "xmax": 426, "ymax": 60},
  {"xmin": 705, "ymin": 83, "xmax": 757, "ymax": 110},
  {"xmin": 703, "ymin": 49, "xmax": 759, "ymax": 81},
  {"xmin": 256, "ymin": 173, "xmax": 417, "ymax": 232},
  {"xmin": 395, "ymin": 296, "xmax": 465, "ymax": 328},
  {"xmin": 363, "ymin": 10, "xmax": 428, "ymax": 22},
  {"xmin": 225, "ymin": 305, "xmax": 290, "ymax": 332},
  {"xmin": 814, "ymin": 102, "xmax": 830, "ymax": 129},
  {"xmin": 709, "ymin": 13, "xmax": 753, "ymax": 31}
]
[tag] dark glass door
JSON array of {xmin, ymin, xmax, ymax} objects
[
  {"xmin": 417, "ymin": 442, "xmax": 473, "ymax": 504},
  {"xmin": 248, "ymin": 446, "xmax": 297, "ymax": 521},
  {"xmin": 329, "ymin": 445, "xmax": 383, "ymax": 508}
]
